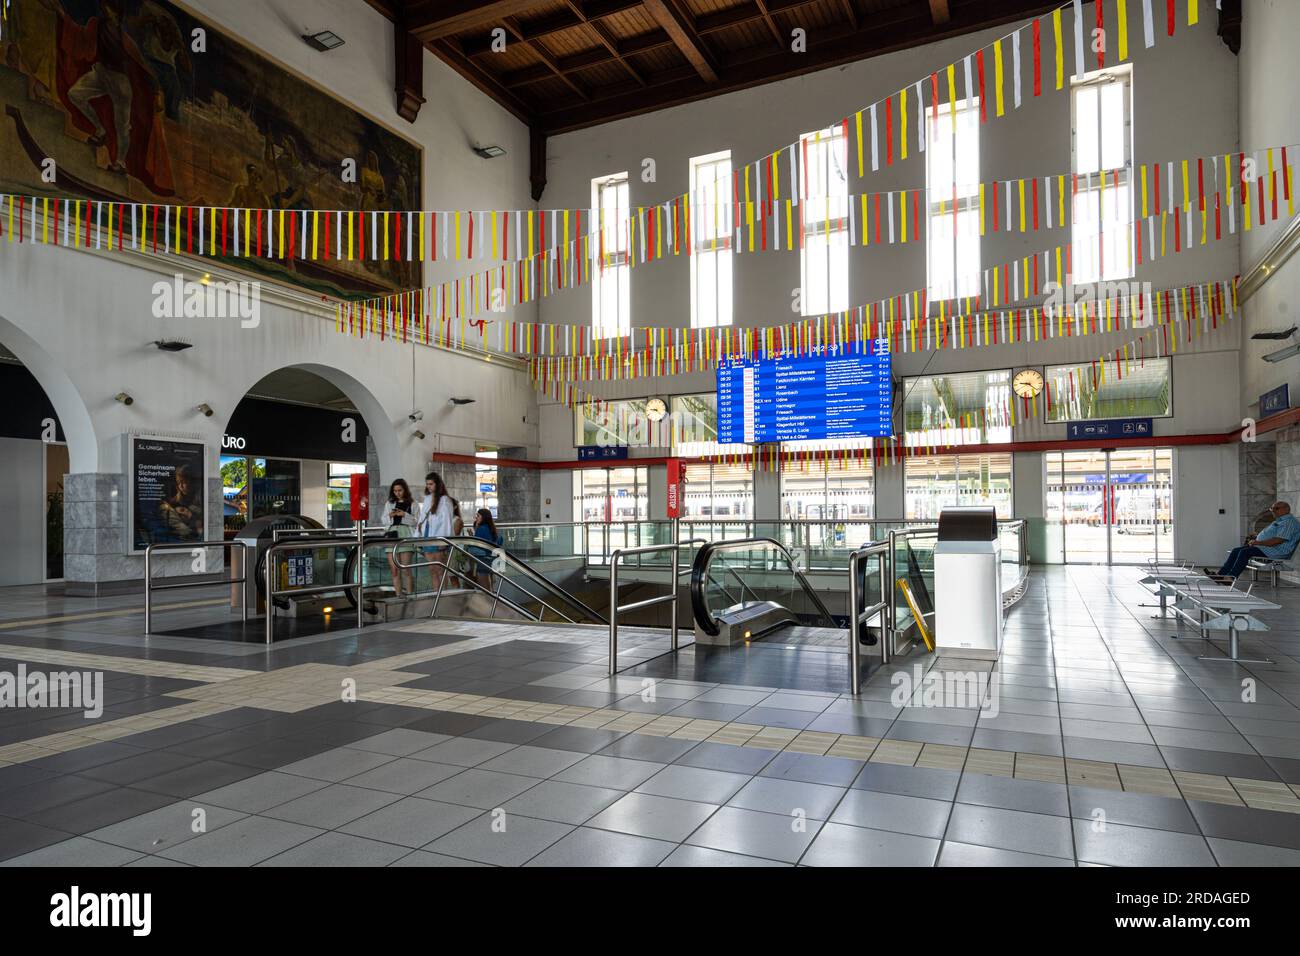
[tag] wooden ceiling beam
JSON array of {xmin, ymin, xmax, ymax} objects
[
  {"xmin": 927, "ymin": 0, "xmax": 951, "ymax": 25},
  {"xmin": 751, "ymin": 1, "xmax": 786, "ymax": 50},
  {"xmin": 838, "ymin": 0, "xmax": 860, "ymax": 31},
  {"xmin": 562, "ymin": 0, "xmax": 646, "ymax": 86},
  {"xmin": 502, "ymin": 15, "xmax": 591, "ymax": 99},
  {"xmin": 538, "ymin": 0, "xmax": 1061, "ymax": 132},
  {"xmin": 405, "ymin": 0, "xmax": 540, "ymax": 41},
  {"xmin": 641, "ymin": 0, "xmax": 719, "ymax": 83},
  {"xmin": 695, "ymin": 0, "xmax": 820, "ymax": 35}
]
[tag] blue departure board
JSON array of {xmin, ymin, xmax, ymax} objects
[{"xmin": 716, "ymin": 343, "xmax": 893, "ymax": 444}]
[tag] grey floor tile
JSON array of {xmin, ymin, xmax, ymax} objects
[
  {"xmin": 728, "ymin": 776, "xmax": 846, "ymax": 820},
  {"xmin": 157, "ymin": 816, "xmax": 323, "ymax": 866},
  {"xmin": 501, "ymin": 780, "xmax": 625, "ymax": 824},
  {"xmin": 478, "ymin": 745, "xmax": 586, "ymax": 779},
  {"xmin": 415, "ymin": 768, "xmax": 539, "ymax": 809},
  {"xmin": 1187, "ymin": 800, "xmax": 1300, "ymax": 850},
  {"xmin": 971, "ymin": 728, "xmax": 1065, "ymax": 757},
  {"xmin": 830, "ymin": 789, "xmax": 952, "ymax": 838},
  {"xmin": 1159, "ymin": 747, "xmax": 1279, "ymax": 780},
  {"xmin": 597, "ymin": 734, "xmax": 698, "ymax": 764},
  {"xmin": 263, "ymin": 784, "xmax": 401, "ymax": 829},
  {"xmin": 659, "ymin": 844, "xmax": 790, "ymax": 866},
  {"xmin": 1061, "ymin": 737, "xmax": 1167, "ymax": 768},
  {"xmin": 340, "ymin": 797, "xmax": 481, "ymax": 847},
  {"xmin": 1207, "ymin": 837, "xmax": 1300, "ymax": 866},
  {"xmin": 347, "ymin": 728, "xmax": 452, "ymax": 757},
  {"xmin": 685, "ymin": 806, "xmax": 821, "ymax": 864},
  {"xmin": 525, "ymin": 826, "xmax": 676, "ymax": 866},
  {"xmin": 1072, "ymin": 819, "xmax": 1215, "ymax": 867},
  {"xmin": 276, "ymin": 747, "xmax": 397, "ymax": 783},
  {"xmin": 759, "ymin": 751, "xmax": 865, "ymax": 787},
  {"xmin": 0, "ymin": 836, "xmax": 143, "ymax": 867},
  {"xmin": 388, "ymin": 850, "xmax": 490, "ymax": 867},
  {"xmin": 408, "ymin": 737, "xmax": 517, "ymax": 768},
  {"xmin": 341, "ymin": 758, "xmax": 465, "ymax": 795},
  {"xmin": 526, "ymin": 726, "xmax": 626, "ymax": 754},
  {"xmin": 937, "ymin": 840, "xmax": 1074, "ymax": 866},
  {"xmin": 586, "ymin": 792, "xmax": 718, "ymax": 843},
  {"xmin": 944, "ymin": 803, "xmax": 1073, "ymax": 860},
  {"xmin": 851, "ymin": 763, "xmax": 961, "ymax": 800},
  {"xmin": 192, "ymin": 771, "xmax": 330, "ymax": 813},
  {"xmin": 636, "ymin": 765, "xmax": 752, "ymax": 804},
  {"xmin": 801, "ymin": 823, "xmax": 940, "ymax": 866},
  {"xmin": 87, "ymin": 801, "xmax": 248, "ymax": 854},
  {"xmin": 1068, "ymin": 786, "xmax": 1199, "ymax": 833},
  {"xmin": 257, "ymin": 831, "xmax": 410, "ymax": 867},
  {"xmin": 957, "ymin": 774, "xmax": 1069, "ymax": 816},
  {"xmin": 553, "ymin": 754, "xmax": 666, "ymax": 790},
  {"xmin": 674, "ymin": 741, "xmax": 778, "ymax": 775},
  {"xmin": 425, "ymin": 812, "xmax": 574, "ymax": 866}
]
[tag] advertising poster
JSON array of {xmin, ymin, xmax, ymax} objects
[{"xmin": 131, "ymin": 437, "xmax": 206, "ymax": 552}]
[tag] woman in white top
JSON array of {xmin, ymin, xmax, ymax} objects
[{"xmin": 417, "ymin": 472, "xmax": 455, "ymax": 588}]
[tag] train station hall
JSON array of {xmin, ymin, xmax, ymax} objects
[{"xmin": 1, "ymin": 0, "xmax": 1299, "ymax": 905}]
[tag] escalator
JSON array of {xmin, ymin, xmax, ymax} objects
[{"xmin": 689, "ymin": 537, "xmax": 842, "ymax": 645}]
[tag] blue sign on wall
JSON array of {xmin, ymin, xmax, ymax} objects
[
  {"xmin": 1260, "ymin": 384, "xmax": 1290, "ymax": 416},
  {"xmin": 1067, "ymin": 418, "xmax": 1154, "ymax": 440},
  {"xmin": 578, "ymin": 446, "xmax": 630, "ymax": 461}
]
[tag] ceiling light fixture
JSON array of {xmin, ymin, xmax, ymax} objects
[
  {"xmin": 472, "ymin": 144, "xmax": 507, "ymax": 159},
  {"xmin": 302, "ymin": 30, "xmax": 345, "ymax": 52},
  {"xmin": 153, "ymin": 339, "xmax": 193, "ymax": 352}
]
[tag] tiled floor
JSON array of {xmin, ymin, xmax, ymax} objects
[{"xmin": 2, "ymin": 566, "xmax": 1300, "ymax": 866}]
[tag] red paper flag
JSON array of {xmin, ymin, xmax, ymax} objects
[
  {"xmin": 1032, "ymin": 19, "xmax": 1042, "ymax": 96},
  {"xmin": 976, "ymin": 50, "xmax": 987, "ymax": 123}
]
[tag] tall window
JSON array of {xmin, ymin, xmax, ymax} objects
[
  {"xmin": 905, "ymin": 453, "xmax": 1013, "ymax": 520},
  {"xmin": 927, "ymin": 99, "xmax": 980, "ymax": 301},
  {"xmin": 690, "ymin": 150, "xmax": 733, "ymax": 328},
  {"xmin": 682, "ymin": 463, "xmax": 753, "ymax": 520},
  {"xmin": 1071, "ymin": 67, "xmax": 1133, "ymax": 285},
  {"xmin": 800, "ymin": 126, "xmax": 849, "ymax": 315},
  {"xmin": 474, "ymin": 447, "xmax": 499, "ymax": 515},
  {"xmin": 592, "ymin": 172, "xmax": 630, "ymax": 336}
]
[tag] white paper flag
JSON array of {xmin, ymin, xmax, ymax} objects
[
  {"xmin": 1072, "ymin": 0, "xmax": 1086, "ymax": 79},
  {"xmin": 1012, "ymin": 31, "xmax": 1022, "ymax": 109},
  {"xmin": 869, "ymin": 104, "xmax": 879, "ymax": 172},
  {"xmin": 1142, "ymin": 0, "xmax": 1155, "ymax": 48}
]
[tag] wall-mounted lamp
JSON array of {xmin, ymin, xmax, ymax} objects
[
  {"xmin": 412, "ymin": 429, "xmax": 426, "ymax": 441},
  {"xmin": 197, "ymin": 403, "xmax": 214, "ymax": 417},
  {"xmin": 302, "ymin": 30, "xmax": 345, "ymax": 52},
  {"xmin": 472, "ymin": 144, "xmax": 507, "ymax": 159},
  {"xmin": 408, "ymin": 409, "xmax": 424, "ymax": 423},
  {"xmin": 448, "ymin": 397, "xmax": 476, "ymax": 406},
  {"xmin": 153, "ymin": 339, "xmax": 192, "ymax": 352},
  {"xmin": 114, "ymin": 392, "xmax": 134, "ymax": 406}
]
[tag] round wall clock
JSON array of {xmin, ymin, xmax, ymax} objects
[
  {"xmin": 645, "ymin": 398, "xmax": 668, "ymax": 422},
  {"xmin": 1012, "ymin": 369, "xmax": 1044, "ymax": 399}
]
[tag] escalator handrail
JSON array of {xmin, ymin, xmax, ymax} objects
[
  {"xmin": 690, "ymin": 537, "xmax": 839, "ymax": 637},
  {"xmin": 427, "ymin": 535, "xmax": 608, "ymax": 626}
]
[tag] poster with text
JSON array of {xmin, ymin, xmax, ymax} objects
[{"xmin": 132, "ymin": 437, "xmax": 206, "ymax": 551}]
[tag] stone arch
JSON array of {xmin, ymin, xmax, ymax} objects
[{"xmin": 0, "ymin": 313, "xmax": 99, "ymax": 474}]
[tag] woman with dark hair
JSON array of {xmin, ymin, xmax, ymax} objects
[
  {"xmin": 416, "ymin": 472, "xmax": 454, "ymax": 588},
  {"xmin": 384, "ymin": 478, "xmax": 418, "ymax": 597},
  {"xmin": 469, "ymin": 508, "xmax": 503, "ymax": 590}
]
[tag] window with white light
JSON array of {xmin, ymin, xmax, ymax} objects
[
  {"xmin": 690, "ymin": 150, "xmax": 733, "ymax": 328},
  {"xmin": 800, "ymin": 126, "xmax": 849, "ymax": 316},
  {"xmin": 591, "ymin": 172, "xmax": 630, "ymax": 336},
  {"xmin": 1071, "ymin": 67, "xmax": 1133, "ymax": 284},
  {"xmin": 927, "ymin": 98, "xmax": 980, "ymax": 302}
]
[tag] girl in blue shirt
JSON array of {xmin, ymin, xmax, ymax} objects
[{"xmin": 470, "ymin": 508, "xmax": 503, "ymax": 589}]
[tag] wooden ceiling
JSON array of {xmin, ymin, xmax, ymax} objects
[{"xmin": 365, "ymin": 0, "xmax": 1069, "ymax": 135}]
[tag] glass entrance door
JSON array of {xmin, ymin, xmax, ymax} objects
[{"xmin": 1045, "ymin": 448, "xmax": 1173, "ymax": 564}]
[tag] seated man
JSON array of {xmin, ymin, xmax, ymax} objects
[{"xmin": 1210, "ymin": 501, "xmax": 1300, "ymax": 579}]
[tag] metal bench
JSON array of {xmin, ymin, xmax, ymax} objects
[
  {"xmin": 1167, "ymin": 578, "xmax": 1280, "ymax": 664},
  {"xmin": 1247, "ymin": 556, "xmax": 1296, "ymax": 587},
  {"xmin": 1138, "ymin": 559, "xmax": 1214, "ymax": 619}
]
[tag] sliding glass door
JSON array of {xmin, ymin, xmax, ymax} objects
[{"xmin": 1045, "ymin": 448, "xmax": 1173, "ymax": 564}]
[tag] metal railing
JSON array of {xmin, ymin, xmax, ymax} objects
[
  {"xmin": 847, "ymin": 540, "xmax": 892, "ymax": 695},
  {"xmin": 264, "ymin": 529, "xmax": 370, "ymax": 644},
  {"xmin": 144, "ymin": 540, "xmax": 249, "ymax": 635},
  {"xmin": 689, "ymin": 536, "xmax": 839, "ymax": 637},
  {"xmin": 608, "ymin": 531, "xmax": 705, "ymax": 676},
  {"xmin": 398, "ymin": 545, "xmax": 543, "ymax": 624},
  {"xmin": 421, "ymin": 535, "xmax": 595, "ymax": 624}
]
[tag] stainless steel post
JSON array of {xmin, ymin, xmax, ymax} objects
[
  {"xmin": 264, "ymin": 546, "xmax": 275, "ymax": 645},
  {"xmin": 356, "ymin": 521, "xmax": 366, "ymax": 630},
  {"xmin": 608, "ymin": 554, "xmax": 620, "ymax": 676},
  {"xmin": 239, "ymin": 543, "xmax": 248, "ymax": 624},
  {"xmin": 884, "ymin": 532, "xmax": 897, "ymax": 665},
  {"xmin": 848, "ymin": 549, "xmax": 860, "ymax": 694},
  {"xmin": 670, "ymin": 518, "xmax": 680, "ymax": 651},
  {"xmin": 143, "ymin": 546, "xmax": 153, "ymax": 635}
]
